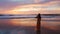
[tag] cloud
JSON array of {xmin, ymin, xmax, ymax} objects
[{"xmin": 0, "ymin": 0, "xmax": 60, "ymax": 13}]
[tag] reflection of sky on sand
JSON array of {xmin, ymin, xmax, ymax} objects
[
  {"xmin": 0, "ymin": 18, "xmax": 36, "ymax": 34},
  {"xmin": 0, "ymin": 15, "xmax": 60, "ymax": 34},
  {"xmin": 10, "ymin": 18, "xmax": 37, "ymax": 26},
  {"xmin": 41, "ymin": 15, "xmax": 60, "ymax": 30}
]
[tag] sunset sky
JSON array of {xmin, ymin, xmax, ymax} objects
[{"xmin": 0, "ymin": 0, "xmax": 60, "ymax": 14}]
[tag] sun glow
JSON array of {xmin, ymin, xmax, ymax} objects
[{"xmin": 12, "ymin": 7, "xmax": 40, "ymax": 12}]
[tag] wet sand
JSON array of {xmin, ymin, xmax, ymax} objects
[{"xmin": 0, "ymin": 15, "xmax": 60, "ymax": 34}]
